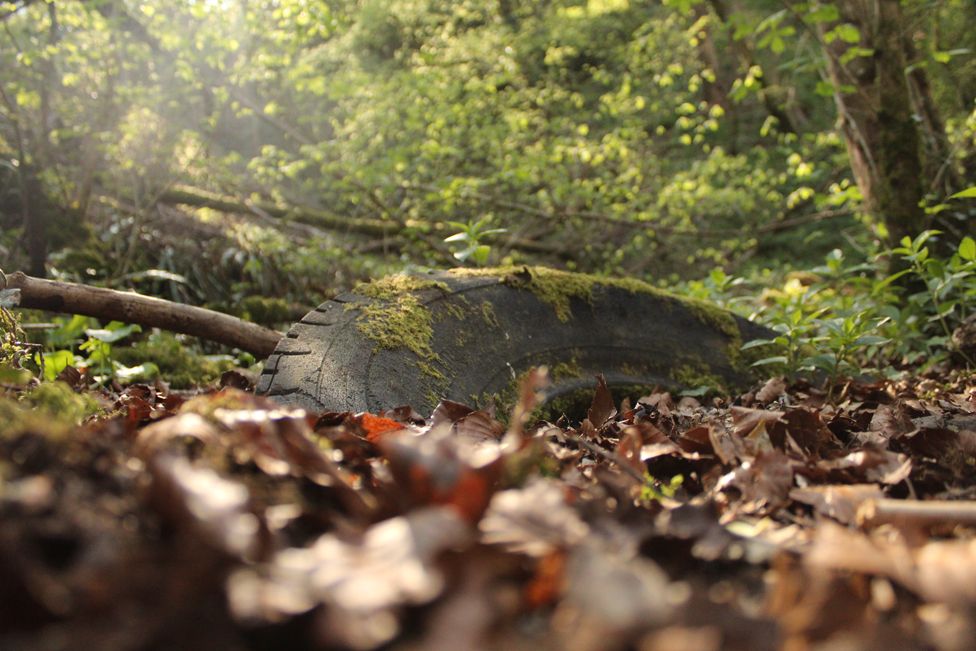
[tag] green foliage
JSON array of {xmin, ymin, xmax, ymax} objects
[
  {"xmin": 0, "ymin": 0, "xmax": 974, "ymax": 392},
  {"xmin": 111, "ymin": 331, "xmax": 240, "ymax": 389},
  {"xmin": 735, "ymin": 232, "xmax": 976, "ymax": 390},
  {"xmin": 641, "ymin": 472, "xmax": 684, "ymax": 504},
  {"xmin": 0, "ymin": 306, "xmax": 29, "ymax": 368},
  {"xmin": 444, "ymin": 217, "xmax": 507, "ymax": 266}
]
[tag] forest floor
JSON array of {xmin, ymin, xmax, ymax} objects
[{"xmin": 2, "ymin": 364, "xmax": 975, "ymax": 651}]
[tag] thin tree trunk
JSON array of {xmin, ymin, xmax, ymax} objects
[{"xmin": 820, "ymin": 0, "xmax": 930, "ymax": 246}]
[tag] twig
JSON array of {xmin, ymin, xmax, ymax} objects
[
  {"xmin": 562, "ymin": 430, "xmax": 647, "ymax": 485},
  {"xmin": 858, "ymin": 499, "xmax": 976, "ymax": 527}
]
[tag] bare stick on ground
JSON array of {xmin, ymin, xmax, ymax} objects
[{"xmin": 3, "ymin": 270, "xmax": 283, "ymax": 358}]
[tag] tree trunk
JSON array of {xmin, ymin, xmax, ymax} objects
[{"xmin": 821, "ymin": 0, "xmax": 931, "ymax": 246}]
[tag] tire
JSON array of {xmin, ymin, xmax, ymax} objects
[{"xmin": 256, "ymin": 268, "xmax": 772, "ymax": 415}]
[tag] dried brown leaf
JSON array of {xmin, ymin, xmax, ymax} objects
[
  {"xmin": 587, "ymin": 374, "xmax": 617, "ymax": 429},
  {"xmin": 479, "ymin": 479, "xmax": 589, "ymax": 556},
  {"xmin": 134, "ymin": 412, "xmax": 219, "ymax": 458},
  {"xmin": 148, "ymin": 454, "xmax": 263, "ymax": 560},
  {"xmin": 553, "ymin": 544, "xmax": 678, "ymax": 651},
  {"xmin": 227, "ymin": 507, "xmax": 472, "ymax": 650},
  {"xmin": 755, "ymin": 377, "xmax": 787, "ymax": 404},
  {"xmin": 790, "ymin": 484, "xmax": 884, "ymax": 524}
]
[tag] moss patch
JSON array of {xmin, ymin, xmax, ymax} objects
[
  {"xmin": 670, "ymin": 361, "xmax": 727, "ymax": 395},
  {"xmin": 350, "ymin": 275, "xmax": 449, "ymax": 360},
  {"xmin": 480, "ymin": 301, "xmax": 500, "ymax": 329},
  {"xmin": 451, "ymin": 266, "xmax": 763, "ymax": 380},
  {"xmin": 1, "ymin": 382, "xmax": 103, "ymax": 440},
  {"xmin": 113, "ymin": 332, "xmax": 234, "ymax": 389}
]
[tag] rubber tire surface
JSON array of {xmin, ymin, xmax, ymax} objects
[{"xmin": 257, "ymin": 270, "xmax": 772, "ymax": 415}]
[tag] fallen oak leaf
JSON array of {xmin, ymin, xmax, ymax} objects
[
  {"xmin": 755, "ymin": 376, "xmax": 787, "ymax": 404},
  {"xmin": 379, "ymin": 424, "xmax": 503, "ymax": 523},
  {"xmin": 552, "ymin": 543, "xmax": 680, "ymax": 651},
  {"xmin": 431, "ymin": 399, "xmax": 506, "ymax": 445},
  {"xmin": 818, "ymin": 448, "xmax": 912, "ymax": 485},
  {"xmin": 805, "ymin": 521, "xmax": 976, "ymax": 605},
  {"xmin": 731, "ymin": 406, "xmax": 786, "ymax": 447},
  {"xmin": 178, "ymin": 390, "xmax": 370, "ymax": 516},
  {"xmin": 869, "ymin": 403, "xmax": 918, "ymax": 439}
]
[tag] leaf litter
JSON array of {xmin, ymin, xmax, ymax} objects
[{"xmin": 1, "ymin": 367, "xmax": 975, "ymax": 650}]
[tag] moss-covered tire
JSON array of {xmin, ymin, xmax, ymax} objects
[{"xmin": 256, "ymin": 268, "xmax": 772, "ymax": 415}]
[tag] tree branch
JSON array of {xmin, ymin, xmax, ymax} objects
[{"xmin": 2, "ymin": 271, "xmax": 283, "ymax": 358}]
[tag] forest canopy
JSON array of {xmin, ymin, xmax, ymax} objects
[{"xmin": 2, "ymin": 0, "xmax": 973, "ymax": 299}]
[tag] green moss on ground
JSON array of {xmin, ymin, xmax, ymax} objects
[
  {"xmin": 240, "ymin": 296, "xmax": 292, "ymax": 325},
  {"xmin": 113, "ymin": 332, "xmax": 234, "ymax": 389},
  {"xmin": 0, "ymin": 381, "xmax": 103, "ymax": 440}
]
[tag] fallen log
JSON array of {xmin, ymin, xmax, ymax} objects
[
  {"xmin": 2, "ymin": 270, "xmax": 283, "ymax": 358},
  {"xmin": 156, "ymin": 185, "xmax": 568, "ymax": 257}
]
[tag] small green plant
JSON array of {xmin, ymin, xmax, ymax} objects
[
  {"xmin": 737, "ymin": 233, "xmax": 975, "ymax": 388},
  {"xmin": 641, "ymin": 472, "xmax": 684, "ymax": 504},
  {"xmin": 809, "ymin": 313, "xmax": 890, "ymax": 397},
  {"xmin": 742, "ymin": 299, "xmax": 830, "ymax": 379},
  {"xmin": 36, "ymin": 319, "xmax": 157, "ymax": 384},
  {"xmin": 443, "ymin": 217, "xmax": 507, "ymax": 266},
  {"xmin": 884, "ymin": 231, "xmax": 975, "ymax": 365},
  {"xmin": 1, "ymin": 304, "xmax": 35, "ymax": 386}
]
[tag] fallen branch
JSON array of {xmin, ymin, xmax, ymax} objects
[
  {"xmin": 157, "ymin": 185, "xmax": 568, "ymax": 258},
  {"xmin": 2, "ymin": 270, "xmax": 283, "ymax": 358}
]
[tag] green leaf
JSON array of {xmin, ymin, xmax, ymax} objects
[
  {"xmin": 741, "ymin": 338, "xmax": 776, "ymax": 350},
  {"xmin": 752, "ymin": 356, "xmax": 789, "ymax": 367},
  {"xmin": 36, "ymin": 350, "xmax": 77, "ymax": 382},
  {"xmin": 835, "ymin": 24, "xmax": 861, "ymax": 43},
  {"xmin": 840, "ymin": 46, "xmax": 874, "ymax": 65},
  {"xmin": 950, "ymin": 186, "xmax": 976, "ymax": 200},
  {"xmin": 854, "ymin": 335, "xmax": 890, "ymax": 346},
  {"xmin": 85, "ymin": 323, "xmax": 142, "ymax": 343},
  {"xmin": 815, "ymin": 80, "xmax": 836, "ymax": 96},
  {"xmin": 115, "ymin": 362, "xmax": 160, "ymax": 382},
  {"xmin": 960, "ymin": 237, "xmax": 976, "ymax": 261},
  {"xmin": 806, "ymin": 4, "xmax": 840, "ymax": 24}
]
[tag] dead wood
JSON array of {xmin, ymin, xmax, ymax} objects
[
  {"xmin": 3, "ymin": 270, "xmax": 282, "ymax": 358},
  {"xmin": 157, "ymin": 185, "xmax": 567, "ymax": 258},
  {"xmin": 858, "ymin": 498, "xmax": 976, "ymax": 528}
]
